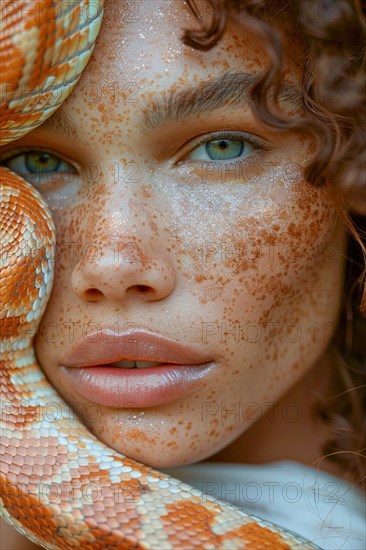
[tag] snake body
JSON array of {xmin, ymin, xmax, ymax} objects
[{"xmin": 0, "ymin": 2, "xmax": 318, "ymax": 548}]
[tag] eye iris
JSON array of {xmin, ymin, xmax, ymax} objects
[
  {"xmin": 206, "ymin": 139, "xmax": 244, "ymax": 160},
  {"xmin": 25, "ymin": 152, "xmax": 60, "ymax": 173}
]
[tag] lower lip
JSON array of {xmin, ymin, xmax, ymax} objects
[{"xmin": 59, "ymin": 363, "xmax": 215, "ymax": 408}]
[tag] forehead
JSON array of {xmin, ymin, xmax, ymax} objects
[{"xmin": 81, "ymin": 0, "xmax": 296, "ymax": 88}]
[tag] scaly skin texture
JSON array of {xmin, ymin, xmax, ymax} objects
[{"xmin": 0, "ymin": 1, "xmax": 318, "ymax": 548}]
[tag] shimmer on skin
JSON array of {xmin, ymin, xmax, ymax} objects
[{"xmin": 1, "ymin": 0, "xmax": 346, "ymax": 473}]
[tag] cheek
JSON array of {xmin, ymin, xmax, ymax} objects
[
  {"xmin": 176, "ymin": 178, "xmax": 335, "ymax": 308},
  {"xmin": 170, "ymin": 178, "xmax": 340, "ymax": 394},
  {"xmin": 46, "ymin": 183, "xmax": 111, "ymax": 282},
  {"xmin": 34, "ymin": 200, "xmax": 100, "ymax": 354}
]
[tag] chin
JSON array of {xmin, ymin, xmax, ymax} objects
[{"xmin": 91, "ymin": 428, "xmax": 210, "ymax": 469}]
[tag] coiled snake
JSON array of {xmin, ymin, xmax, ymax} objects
[{"xmin": 0, "ymin": 1, "xmax": 318, "ymax": 548}]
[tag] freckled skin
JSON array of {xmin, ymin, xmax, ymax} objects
[{"xmin": 3, "ymin": 0, "xmax": 347, "ymax": 470}]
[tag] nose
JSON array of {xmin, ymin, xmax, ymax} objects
[{"xmin": 71, "ymin": 239, "xmax": 176, "ymax": 303}]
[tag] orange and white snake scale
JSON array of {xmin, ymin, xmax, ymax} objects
[{"xmin": 0, "ymin": 1, "xmax": 318, "ymax": 548}]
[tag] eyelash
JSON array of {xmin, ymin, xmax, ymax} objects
[
  {"xmin": 177, "ymin": 130, "xmax": 272, "ymax": 165},
  {"xmin": 0, "ymin": 147, "xmax": 77, "ymax": 176}
]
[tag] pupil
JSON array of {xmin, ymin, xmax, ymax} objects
[
  {"xmin": 218, "ymin": 141, "xmax": 228, "ymax": 149},
  {"xmin": 39, "ymin": 153, "xmax": 50, "ymax": 164}
]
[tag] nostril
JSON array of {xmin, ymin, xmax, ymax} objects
[
  {"xmin": 85, "ymin": 288, "xmax": 103, "ymax": 302},
  {"xmin": 127, "ymin": 285, "xmax": 154, "ymax": 296},
  {"xmin": 136, "ymin": 285, "xmax": 151, "ymax": 292}
]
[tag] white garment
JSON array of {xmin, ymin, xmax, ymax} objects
[{"xmin": 161, "ymin": 461, "xmax": 365, "ymax": 549}]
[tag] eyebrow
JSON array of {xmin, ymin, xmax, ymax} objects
[
  {"xmin": 141, "ymin": 71, "xmax": 302, "ymax": 133},
  {"xmin": 35, "ymin": 110, "xmax": 79, "ymax": 139},
  {"xmin": 36, "ymin": 71, "xmax": 301, "ymax": 138}
]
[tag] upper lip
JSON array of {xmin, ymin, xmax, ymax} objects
[{"xmin": 61, "ymin": 328, "xmax": 213, "ymax": 367}]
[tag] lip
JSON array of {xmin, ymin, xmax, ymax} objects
[
  {"xmin": 62, "ymin": 327, "xmax": 213, "ymax": 366},
  {"xmin": 60, "ymin": 363, "xmax": 215, "ymax": 408},
  {"xmin": 60, "ymin": 328, "xmax": 215, "ymax": 407}
]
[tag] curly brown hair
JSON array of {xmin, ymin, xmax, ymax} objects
[{"xmin": 181, "ymin": 0, "xmax": 366, "ymax": 492}]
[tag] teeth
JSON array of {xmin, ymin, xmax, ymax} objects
[{"xmin": 111, "ymin": 360, "xmax": 163, "ymax": 369}]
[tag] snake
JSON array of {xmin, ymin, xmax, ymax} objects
[{"xmin": 0, "ymin": 1, "xmax": 320, "ymax": 548}]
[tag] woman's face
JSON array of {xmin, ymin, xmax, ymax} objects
[{"xmin": 5, "ymin": 0, "xmax": 346, "ymax": 467}]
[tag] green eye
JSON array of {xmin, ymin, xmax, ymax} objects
[
  {"xmin": 2, "ymin": 149, "xmax": 75, "ymax": 182},
  {"xmin": 0, "ymin": 148, "xmax": 80, "ymax": 206},
  {"xmin": 205, "ymin": 139, "xmax": 244, "ymax": 160},
  {"xmin": 25, "ymin": 152, "xmax": 62, "ymax": 173}
]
